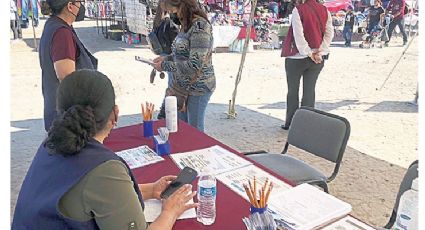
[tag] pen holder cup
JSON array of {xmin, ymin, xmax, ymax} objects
[
  {"xmin": 153, "ymin": 136, "xmax": 171, "ymax": 156},
  {"xmin": 143, "ymin": 120, "xmax": 154, "ymax": 137},
  {"xmin": 250, "ymin": 205, "xmax": 268, "ymax": 214}
]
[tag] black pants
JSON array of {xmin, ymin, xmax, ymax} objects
[
  {"xmin": 10, "ymin": 19, "xmax": 22, "ymax": 39},
  {"xmin": 386, "ymin": 17, "xmax": 408, "ymax": 43},
  {"xmin": 284, "ymin": 57, "xmax": 324, "ymax": 127}
]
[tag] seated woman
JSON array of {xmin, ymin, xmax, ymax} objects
[{"xmin": 12, "ymin": 70, "xmax": 197, "ymax": 230}]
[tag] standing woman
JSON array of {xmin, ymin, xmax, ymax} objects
[
  {"xmin": 152, "ymin": 0, "xmax": 179, "ymax": 119},
  {"xmin": 39, "ymin": 0, "xmax": 98, "ymax": 131},
  {"xmin": 152, "ymin": 0, "xmax": 215, "ymax": 132},
  {"xmin": 280, "ymin": 0, "xmax": 333, "ymax": 130},
  {"xmin": 12, "ymin": 70, "xmax": 197, "ymax": 230}
]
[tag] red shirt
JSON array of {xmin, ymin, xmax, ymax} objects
[
  {"xmin": 50, "ymin": 17, "xmax": 80, "ymax": 62},
  {"xmin": 386, "ymin": 0, "xmax": 405, "ymax": 19}
]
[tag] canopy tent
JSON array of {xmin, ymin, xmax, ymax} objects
[{"xmin": 323, "ymin": 0, "xmax": 352, "ymax": 13}]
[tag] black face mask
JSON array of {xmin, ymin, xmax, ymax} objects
[
  {"xmin": 170, "ymin": 13, "xmax": 181, "ymax": 25},
  {"xmin": 70, "ymin": 3, "xmax": 86, "ymax": 22}
]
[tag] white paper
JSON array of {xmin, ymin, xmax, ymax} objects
[
  {"xmin": 116, "ymin": 145, "xmax": 164, "ymax": 169},
  {"xmin": 143, "ymin": 199, "xmax": 197, "ymax": 223},
  {"xmin": 135, "ymin": 56, "xmax": 154, "ymax": 65},
  {"xmin": 216, "ymin": 164, "xmax": 292, "ymax": 202},
  {"xmin": 268, "ymin": 183, "xmax": 352, "ymax": 230},
  {"xmin": 322, "ymin": 216, "xmax": 376, "ymax": 230},
  {"xmin": 170, "ymin": 145, "xmax": 253, "ymax": 175}
]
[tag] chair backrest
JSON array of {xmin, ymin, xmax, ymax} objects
[
  {"xmin": 394, "ymin": 161, "xmax": 419, "ymax": 215},
  {"xmin": 287, "ymin": 107, "xmax": 350, "ymax": 178}
]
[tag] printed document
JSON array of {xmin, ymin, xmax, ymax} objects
[
  {"xmin": 322, "ymin": 216, "xmax": 375, "ymax": 230},
  {"xmin": 268, "ymin": 183, "xmax": 352, "ymax": 230},
  {"xmin": 143, "ymin": 199, "xmax": 196, "ymax": 222},
  {"xmin": 216, "ymin": 164, "xmax": 292, "ymax": 202},
  {"xmin": 170, "ymin": 145, "xmax": 252, "ymax": 175},
  {"xmin": 116, "ymin": 145, "xmax": 164, "ymax": 169}
]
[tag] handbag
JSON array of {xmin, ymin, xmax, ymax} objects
[
  {"xmin": 165, "ymin": 86, "xmax": 189, "ymax": 112},
  {"xmin": 147, "ymin": 30, "xmax": 163, "ymax": 55}
]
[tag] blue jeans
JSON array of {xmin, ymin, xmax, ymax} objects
[
  {"xmin": 178, "ymin": 91, "xmax": 213, "ymax": 132},
  {"xmin": 343, "ymin": 26, "xmax": 353, "ymax": 45}
]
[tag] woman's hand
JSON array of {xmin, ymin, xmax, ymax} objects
[
  {"xmin": 310, "ymin": 51, "xmax": 322, "ymax": 64},
  {"xmin": 152, "ymin": 175, "xmax": 177, "ymax": 200},
  {"xmin": 152, "ymin": 61, "xmax": 163, "ymax": 72},
  {"xmin": 161, "ymin": 184, "xmax": 198, "ymax": 219},
  {"xmin": 152, "ymin": 56, "xmax": 165, "ymax": 71},
  {"xmin": 147, "ymin": 184, "xmax": 198, "ymax": 230},
  {"xmin": 153, "ymin": 56, "xmax": 166, "ymax": 63}
]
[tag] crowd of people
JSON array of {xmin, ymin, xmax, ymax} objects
[
  {"xmin": 343, "ymin": 0, "xmax": 409, "ymax": 47},
  {"xmin": 10, "ymin": 0, "xmax": 415, "ymax": 229}
]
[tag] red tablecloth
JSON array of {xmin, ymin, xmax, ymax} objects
[{"xmin": 104, "ymin": 120, "xmax": 294, "ymax": 230}]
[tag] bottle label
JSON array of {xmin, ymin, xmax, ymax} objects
[
  {"xmin": 395, "ymin": 214, "xmax": 411, "ymax": 230},
  {"xmin": 200, "ymin": 186, "xmax": 216, "ymax": 197}
]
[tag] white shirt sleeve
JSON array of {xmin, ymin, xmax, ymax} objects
[
  {"xmin": 319, "ymin": 11, "xmax": 334, "ymax": 55},
  {"xmin": 291, "ymin": 8, "xmax": 313, "ymax": 57}
]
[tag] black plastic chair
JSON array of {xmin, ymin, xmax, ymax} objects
[{"xmin": 244, "ymin": 107, "xmax": 351, "ymax": 193}]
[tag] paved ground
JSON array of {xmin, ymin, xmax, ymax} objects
[{"xmin": 10, "ymin": 19, "xmax": 418, "ymax": 227}]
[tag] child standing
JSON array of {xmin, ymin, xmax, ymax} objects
[{"xmin": 343, "ymin": 6, "xmax": 355, "ymax": 47}]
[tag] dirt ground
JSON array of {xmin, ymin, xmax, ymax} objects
[{"xmin": 10, "ymin": 19, "xmax": 419, "ymax": 227}]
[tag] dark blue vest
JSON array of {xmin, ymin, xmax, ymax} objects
[
  {"xmin": 39, "ymin": 16, "xmax": 98, "ymax": 131},
  {"xmin": 12, "ymin": 139, "xmax": 144, "ymax": 230}
]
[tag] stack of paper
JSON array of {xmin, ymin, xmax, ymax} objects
[
  {"xmin": 143, "ymin": 199, "xmax": 197, "ymax": 222},
  {"xmin": 268, "ymin": 183, "xmax": 352, "ymax": 230},
  {"xmin": 170, "ymin": 145, "xmax": 253, "ymax": 175},
  {"xmin": 321, "ymin": 216, "xmax": 376, "ymax": 230},
  {"xmin": 116, "ymin": 145, "xmax": 164, "ymax": 169},
  {"xmin": 216, "ymin": 164, "xmax": 292, "ymax": 202}
]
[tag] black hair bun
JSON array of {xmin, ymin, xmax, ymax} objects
[{"xmin": 46, "ymin": 105, "xmax": 97, "ymax": 155}]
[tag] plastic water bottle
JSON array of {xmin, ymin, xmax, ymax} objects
[
  {"xmin": 165, "ymin": 96, "xmax": 177, "ymax": 133},
  {"xmin": 197, "ymin": 168, "xmax": 216, "ymax": 225},
  {"xmin": 393, "ymin": 177, "xmax": 418, "ymax": 230}
]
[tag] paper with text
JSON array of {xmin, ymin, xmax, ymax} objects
[
  {"xmin": 116, "ymin": 145, "xmax": 164, "ymax": 169},
  {"xmin": 216, "ymin": 164, "xmax": 292, "ymax": 202},
  {"xmin": 143, "ymin": 199, "xmax": 196, "ymax": 223},
  {"xmin": 268, "ymin": 183, "xmax": 352, "ymax": 230},
  {"xmin": 322, "ymin": 216, "xmax": 375, "ymax": 230},
  {"xmin": 170, "ymin": 145, "xmax": 252, "ymax": 175}
]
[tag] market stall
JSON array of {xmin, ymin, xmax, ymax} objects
[{"xmin": 208, "ymin": 0, "xmax": 291, "ymax": 52}]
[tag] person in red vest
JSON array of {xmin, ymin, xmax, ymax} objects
[
  {"xmin": 384, "ymin": 0, "xmax": 408, "ymax": 46},
  {"xmin": 280, "ymin": 0, "xmax": 333, "ymax": 130}
]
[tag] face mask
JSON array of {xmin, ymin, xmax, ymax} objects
[
  {"xmin": 170, "ymin": 13, "xmax": 181, "ymax": 25},
  {"xmin": 70, "ymin": 3, "xmax": 86, "ymax": 22}
]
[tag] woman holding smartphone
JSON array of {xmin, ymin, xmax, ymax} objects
[
  {"xmin": 152, "ymin": 0, "xmax": 215, "ymax": 132},
  {"xmin": 12, "ymin": 70, "xmax": 198, "ymax": 230}
]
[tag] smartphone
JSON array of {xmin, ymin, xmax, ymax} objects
[{"xmin": 160, "ymin": 167, "xmax": 198, "ymax": 199}]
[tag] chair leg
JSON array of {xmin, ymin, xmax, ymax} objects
[
  {"xmin": 308, "ymin": 181, "xmax": 329, "ymax": 193},
  {"xmin": 318, "ymin": 181, "xmax": 329, "ymax": 193},
  {"xmin": 383, "ymin": 210, "xmax": 396, "ymax": 229}
]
